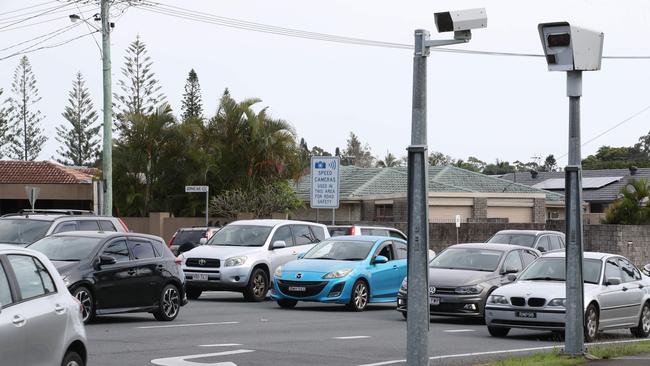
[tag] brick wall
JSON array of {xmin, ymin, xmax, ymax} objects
[
  {"xmin": 472, "ymin": 198, "xmax": 487, "ymax": 221},
  {"xmin": 533, "ymin": 198, "xmax": 546, "ymax": 223}
]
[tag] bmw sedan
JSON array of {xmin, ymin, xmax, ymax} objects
[
  {"xmin": 485, "ymin": 251, "xmax": 650, "ymax": 341},
  {"xmin": 28, "ymin": 231, "xmax": 187, "ymax": 323},
  {"xmin": 271, "ymin": 236, "xmax": 407, "ymax": 311}
]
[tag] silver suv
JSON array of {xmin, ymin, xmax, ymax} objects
[
  {"xmin": 179, "ymin": 220, "xmax": 329, "ymax": 301},
  {"xmin": 328, "ymin": 225, "xmax": 407, "ymax": 240},
  {"xmin": 487, "ymin": 230, "xmax": 565, "ymax": 253}
]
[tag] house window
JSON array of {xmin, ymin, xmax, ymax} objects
[{"xmin": 376, "ymin": 204, "xmax": 393, "ymax": 222}]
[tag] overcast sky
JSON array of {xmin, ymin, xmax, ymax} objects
[{"xmin": 2, "ymin": 0, "xmax": 650, "ymax": 167}]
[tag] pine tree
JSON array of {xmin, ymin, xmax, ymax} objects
[
  {"xmin": 4, "ymin": 56, "xmax": 47, "ymax": 161},
  {"xmin": 55, "ymin": 72, "xmax": 101, "ymax": 166},
  {"xmin": 181, "ymin": 69, "xmax": 203, "ymax": 121},
  {"xmin": 114, "ymin": 36, "xmax": 165, "ymax": 129},
  {"xmin": 0, "ymin": 89, "xmax": 7, "ymax": 158}
]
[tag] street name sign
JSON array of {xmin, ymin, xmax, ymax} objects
[
  {"xmin": 310, "ymin": 156, "xmax": 340, "ymax": 209},
  {"xmin": 185, "ymin": 185, "xmax": 209, "ymax": 193}
]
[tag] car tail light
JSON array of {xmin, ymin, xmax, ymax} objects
[
  {"xmin": 117, "ymin": 217, "xmax": 130, "ymax": 232},
  {"xmin": 168, "ymin": 233, "xmax": 177, "ymax": 248},
  {"xmin": 348, "ymin": 226, "xmax": 357, "ymax": 235}
]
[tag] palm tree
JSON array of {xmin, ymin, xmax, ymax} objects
[
  {"xmin": 376, "ymin": 152, "xmax": 402, "ymax": 167},
  {"xmin": 603, "ymin": 177, "xmax": 650, "ymax": 224}
]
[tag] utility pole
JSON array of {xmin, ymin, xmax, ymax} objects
[{"xmin": 101, "ymin": 0, "xmax": 113, "ymax": 216}]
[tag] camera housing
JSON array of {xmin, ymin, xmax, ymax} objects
[
  {"xmin": 538, "ymin": 22, "xmax": 604, "ymax": 72},
  {"xmin": 434, "ymin": 8, "xmax": 487, "ymax": 33}
]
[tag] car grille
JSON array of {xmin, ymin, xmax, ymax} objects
[
  {"xmin": 431, "ymin": 286, "xmax": 456, "ymax": 295},
  {"xmin": 186, "ymin": 258, "xmax": 220, "ymax": 268},
  {"xmin": 510, "ymin": 297, "xmax": 526, "ymax": 306},
  {"xmin": 429, "ymin": 303, "xmax": 480, "ymax": 314},
  {"xmin": 277, "ymin": 280, "xmax": 327, "ymax": 298},
  {"xmin": 492, "ymin": 319, "xmax": 565, "ymax": 328},
  {"xmin": 528, "ymin": 298, "xmax": 546, "ymax": 307}
]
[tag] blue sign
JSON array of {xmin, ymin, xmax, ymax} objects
[{"xmin": 310, "ymin": 156, "xmax": 340, "ymax": 209}]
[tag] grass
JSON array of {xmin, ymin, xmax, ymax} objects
[{"xmin": 476, "ymin": 340, "xmax": 650, "ymax": 366}]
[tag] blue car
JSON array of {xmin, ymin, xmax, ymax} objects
[{"xmin": 270, "ymin": 236, "xmax": 407, "ymax": 311}]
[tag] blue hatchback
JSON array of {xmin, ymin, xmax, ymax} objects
[{"xmin": 270, "ymin": 236, "xmax": 407, "ymax": 311}]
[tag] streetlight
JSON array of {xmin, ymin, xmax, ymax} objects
[
  {"xmin": 537, "ymin": 22, "xmax": 603, "ymax": 356},
  {"xmin": 406, "ymin": 8, "xmax": 486, "ymax": 366}
]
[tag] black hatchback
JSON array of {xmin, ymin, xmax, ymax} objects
[{"xmin": 28, "ymin": 231, "xmax": 187, "ymax": 323}]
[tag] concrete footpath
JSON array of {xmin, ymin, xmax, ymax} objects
[{"xmin": 591, "ymin": 353, "xmax": 650, "ymax": 364}]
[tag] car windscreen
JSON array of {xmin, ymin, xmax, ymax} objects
[
  {"xmin": 207, "ymin": 225, "xmax": 272, "ymax": 247},
  {"xmin": 0, "ymin": 219, "xmax": 51, "ymax": 246},
  {"xmin": 429, "ymin": 248, "xmax": 503, "ymax": 272},
  {"xmin": 29, "ymin": 236, "xmax": 103, "ymax": 261},
  {"xmin": 518, "ymin": 257, "xmax": 602, "ymax": 284},
  {"xmin": 327, "ymin": 227, "xmax": 351, "ymax": 237},
  {"xmin": 487, "ymin": 234, "xmax": 535, "ymax": 247},
  {"xmin": 171, "ymin": 230, "xmax": 204, "ymax": 245},
  {"xmin": 304, "ymin": 240, "xmax": 374, "ymax": 261}
]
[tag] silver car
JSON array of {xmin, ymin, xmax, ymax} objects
[
  {"xmin": 0, "ymin": 245, "xmax": 87, "ymax": 366},
  {"xmin": 485, "ymin": 251, "xmax": 650, "ymax": 341}
]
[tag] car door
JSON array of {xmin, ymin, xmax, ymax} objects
[
  {"xmin": 6, "ymin": 254, "xmax": 67, "ymax": 366},
  {"xmin": 267, "ymin": 225, "xmax": 295, "ymax": 274},
  {"xmin": 534, "ymin": 235, "xmax": 551, "ymax": 253},
  {"xmin": 77, "ymin": 219, "xmax": 100, "ymax": 231},
  {"xmin": 598, "ymin": 258, "xmax": 628, "ymax": 328},
  {"xmin": 393, "ymin": 241, "xmax": 408, "ymax": 281},
  {"xmin": 368, "ymin": 241, "xmax": 398, "ymax": 299},
  {"xmin": 617, "ymin": 258, "xmax": 644, "ymax": 323},
  {"xmin": 52, "ymin": 221, "xmax": 77, "ymax": 234},
  {"xmin": 127, "ymin": 238, "xmax": 163, "ymax": 307},
  {"xmin": 520, "ymin": 249, "xmax": 539, "ymax": 269},
  {"xmin": 93, "ymin": 238, "xmax": 141, "ymax": 309},
  {"xmin": 0, "ymin": 256, "xmax": 24, "ymax": 366},
  {"xmin": 291, "ymin": 224, "xmax": 319, "ymax": 256}
]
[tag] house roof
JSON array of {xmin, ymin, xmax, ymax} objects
[
  {"xmin": 500, "ymin": 167, "xmax": 650, "ymax": 204},
  {"xmin": 292, "ymin": 165, "xmax": 564, "ymax": 202},
  {"xmin": 0, "ymin": 161, "xmax": 96, "ymax": 184}
]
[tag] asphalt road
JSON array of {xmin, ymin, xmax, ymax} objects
[{"xmin": 86, "ymin": 292, "xmax": 642, "ymax": 366}]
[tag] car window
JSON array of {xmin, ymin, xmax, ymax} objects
[
  {"xmin": 394, "ymin": 241, "xmax": 407, "ymax": 259},
  {"xmin": 77, "ymin": 220, "xmax": 100, "ymax": 231},
  {"xmin": 362, "ymin": 228, "xmax": 389, "ymax": 236},
  {"xmin": 309, "ymin": 225, "xmax": 326, "ymax": 242},
  {"xmin": 99, "ymin": 220, "xmax": 118, "ymax": 231},
  {"xmin": 374, "ymin": 242, "xmax": 394, "ymax": 261},
  {"xmin": 487, "ymin": 234, "xmax": 535, "ymax": 247},
  {"xmin": 151, "ymin": 240, "xmax": 165, "ymax": 257},
  {"xmin": 271, "ymin": 226, "xmax": 294, "ymax": 247},
  {"xmin": 547, "ymin": 235, "xmax": 561, "ymax": 251},
  {"xmin": 7, "ymin": 255, "xmax": 56, "ymax": 300},
  {"xmin": 502, "ymin": 251, "xmax": 523, "ymax": 272},
  {"xmin": 54, "ymin": 222, "xmax": 77, "ymax": 234},
  {"xmin": 605, "ymin": 260, "xmax": 622, "ymax": 282},
  {"xmin": 0, "ymin": 219, "xmax": 51, "ymax": 245},
  {"xmin": 521, "ymin": 250, "xmax": 538, "ymax": 267},
  {"xmin": 102, "ymin": 240, "xmax": 130, "ymax": 262},
  {"xmin": 536, "ymin": 236, "xmax": 551, "ymax": 252},
  {"xmin": 328, "ymin": 226, "xmax": 351, "ymax": 237},
  {"xmin": 618, "ymin": 258, "xmax": 639, "ymax": 282},
  {"xmin": 128, "ymin": 240, "xmax": 156, "ymax": 260},
  {"xmin": 292, "ymin": 225, "xmax": 315, "ymax": 246},
  {"xmin": 389, "ymin": 230, "xmax": 406, "ymax": 240},
  {"xmin": 0, "ymin": 262, "xmax": 13, "ymax": 307}
]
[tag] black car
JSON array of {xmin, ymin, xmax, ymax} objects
[{"xmin": 28, "ymin": 231, "xmax": 187, "ymax": 323}]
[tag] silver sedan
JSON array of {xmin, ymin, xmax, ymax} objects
[{"xmin": 485, "ymin": 251, "xmax": 650, "ymax": 341}]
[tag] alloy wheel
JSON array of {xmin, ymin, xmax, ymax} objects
[
  {"xmin": 354, "ymin": 282, "xmax": 368, "ymax": 310},
  {"xmin": 586, "ymin": 307, "xmax": 598, "ymax": 339},
  {"xmin": 162, "ymin": 286, "xmax": 180, "ymax": 319},
  {"xmin": 253, "ymin": 273, "xmax": 266, "ymax": 298},
  {"xmin": 642, "ymin": 305, "xmax": 650, "ymax": 334},
  {"xmin": 65, "ymin": 361, "xmax": 80, "ymax": 366},
  {"xmin": 74, "ymin": 288, "xmax": 92, "ymax": 323}
]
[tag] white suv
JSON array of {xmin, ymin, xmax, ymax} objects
[{"xmin": 179, "ymin": 220, "xmax": 329, "ymax": 301}]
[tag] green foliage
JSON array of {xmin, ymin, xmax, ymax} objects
[
  {"xmin": 181, "ymin": 69, "xmax": 203, "ymax": 121},
  {"xmin": 209, "ymin": 181, "xmax": 303, "ymax": 218},
  {"xmin": 428, "ymin": 151, "xmax": 455, "ymax": 166},
  {"xmin": 455, "ymin": 156, "xmax": 486, "ymax": 172},
  {"xmin": 482, "ymin": 159, "xmax": 516, "ymax": 175},
  {"xmin": 56, "ymin": 72, "xmax": 100, "ymax": 166},
  {"xmin": 0, "ymin": 89, "xmax": 7, "ymax": 158},
  {"xmin": 342, "ymin": 132, "xmax": 374, "ymax": 167},
  {"xmin": 583, "ymin": 145, "xmax": 650, "ymax": 169},
  {"xmin": 603, "ymin": 177, "xmax": 650, "ymax": 225},
  {"xmin": 376, "ymin": 151, "xmax": 402, "ymax": 167}
]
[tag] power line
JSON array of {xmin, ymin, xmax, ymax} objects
[
  {"xmin": 0, "ymin": 30, "xmax": 97, "ymax": 61},
  {"xmin": 0, "ymin": 2, "xmax": 72, "ymax": 29},
  {"xmin": 0, "ymin": 1, "xmax": 60, "ymax": 20},
  {"xmin": 0, "ymin": 4, "xmax": 97, "ymax": 33},
  {"xmin": 0, "ymin": 22, "xmax": 79, "ymax": 52},
  {"xmin": 73, "ymin": 1, "xmax": 102, "ymax": 54}
]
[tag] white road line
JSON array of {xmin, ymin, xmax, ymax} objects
[
  {"xmin": 357, "ymin": 338, "xmax": 650, "ymax": 366},
  {"xmin": 138, "ymin": 321, "xmax": 239, "ymax": 329},
  {"xmin": 333, "ymin": 336, "xmax": 371, "ymax": 340},
  {"xmin": 442, "ymin": 329, "xmax": 475, "ymax": 333},
  {"xmin": 199, "ymin": 344, "xmax": 243, "ymax": 347},
  {"xmin": 151, "ymin": 349, "xmax": 254, "ymax": 366}
]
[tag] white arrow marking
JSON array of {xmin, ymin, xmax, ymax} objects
[
  {"xmin": 442, "ymin": 329, "xmax": 475, "ymax": 333},
  {"xmin": 199, "ymin": 344, "xmax": 243, "ymax": 347},
  {"xmin": 151, "ymin": 349, "xmax": 254, "ymax": 366},
  {"xmin": 138, "ymin": 321, "xmax": 239, "ymax": 329},
  {"xmin": 333, "ymin": 336, "xmax": 371, "ymax": 339}
]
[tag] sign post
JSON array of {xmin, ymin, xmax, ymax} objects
[
  {"xmin": 310, "ymin": 156, "xmax": 340, "ymax": 225},
  {"xmin": 455, "ymin": 214, "xmax": 461, "ymax": 244},
  {"xmin": 185, "ymin": 185, "xmax": 209, "ymax": 226},
  {"xmin": 25, "ymin": 186, "xmax": 40, "ymax": 212}
]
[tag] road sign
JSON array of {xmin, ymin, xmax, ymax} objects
[
  {"xmin": 455, "ymin": 214, "xmax": 461, "ymax": 228},
  {"xmin": 310, "ymin": 156, "xmax": 340, "ymax": 209},
  {"xmin": 25, "ymin": 186, "xmax": 40, "ymax": 211},
  {"xmin": 185, "ymin": 185, "xmax": 209, "ymax": 193}
]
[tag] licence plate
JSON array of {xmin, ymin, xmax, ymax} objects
[
  {"xmin": 515, "ymin": 311, "xmax": 536, "ymax": 318},
  {"xmin": 192, "ymin": 273, "xmax": 209, "ymax": 281},
  {"xmin": 429, "ymin": 297, "xmax": 440, "ymax": 305},
  {"xmin": 288, "ymin": 286, "xmax": 306, "ymax": 292}
]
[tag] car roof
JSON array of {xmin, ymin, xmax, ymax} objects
[
  {"xmin": 229, "ymin": 219, "xmax": 325, "ymax": 227},
  {"xmin": 495, "ymin": 230, "xmax": 564, "ymax": 236},
  {"xmin": 177, "ymin": 227, "xmax": 220, "ymax": 231},
  {"xmin": 447, "ymin": 243, "xmax": 528, "ymax": 252},
  {"xmin": 328, "ymin": 225, "xmax": 401, "ymax": 230},
  {"xmin": 541, "ymin": 251, "xmax": 611, "ymax": 260},
  {"xmin": 0, "ymin": 244, "xmax": 43, "ymax": 255},
  {"xmin": 325, "ymin": 235, "xmax": 402, "ymax": 242},
  {"xmin": 45, "ymin": 231, "xmax": 163, "ymax": 241}
]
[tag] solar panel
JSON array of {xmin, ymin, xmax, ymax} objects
[{"xmin": 532, "ymin": 177, "xmax": 622, "ymax": 190}]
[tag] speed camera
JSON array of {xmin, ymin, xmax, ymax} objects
[{"xmin": 538, "ymin": 22, "xmax": 604, "ymax": 72}]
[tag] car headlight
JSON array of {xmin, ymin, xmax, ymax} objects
[
  {"xmin": 224, "ymin": 256, "xmax": 247, "ymax": 267},
  {"xmin": 274, "ymin": 265, "xmax": 283, "ymax": 278},
  {"xmin": 455, "ymin": 285, "xmax": 482, "ymax": 295},
  {"xmin": 323, "ymin": 268, "xmax": 352, "ymax": 279},
  {"xmin": 488, "ymin": 295, "xmax": 509, "ymax": 305},
  {"xmin": 400, "ymin": 277, "xmax": 408, "ymax": 291},
  {"xmin": 548, "ymin": 298, "xmax": 566, "ymax": 307}
]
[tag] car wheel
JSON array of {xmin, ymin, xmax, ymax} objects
[
  {"xmin": 153, "ymin": 284, "xmax": 181, "ymax": 321},
  {"xmin": 401, "ymin": 311, "xmax": 407, "ymax": 320},
  {"xmin": 277, "ymin": 299, "xmax": 298, "ymax": 309},
  {"xmin": 61, "ymin": 350, "xmax": 84, "ymax": 366},
  {"xmin": 584, "ymin": 303, "xmax": 599, "ymax": 342},
  {"xmin": 186, "ymin": 288, "xmax": 202, "ymax": 300},
  {"xmin": 347, "ymin": 280, "xmax": 369, "ymax": 312},
  {"xmin": 72, "ymin": 286, "xmax": 95, "ymax": 324},
  {"xmin": 630, "ymin": 302, "xmax": 650, "ymax": 338},
  {"xmin": 487, "ymin": 326, "xmax": 510, "ymax": 337},
  {"xmin": 243, "ymin": 268, "xmax": 268, "ymax": 302}
]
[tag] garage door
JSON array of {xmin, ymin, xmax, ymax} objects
[
  {"xmin": 487, "ymin": 207, "xmax": 532, "ymax": 223},
  {"xmin": 429, "ymin": 206, "xmax": 472, "ymax": 223}
]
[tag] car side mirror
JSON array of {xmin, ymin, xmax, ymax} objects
[
  {"xmin": 502, "ymin": 266, "xmax": 519, "ymax": 275},
  {"xmin": 605, "ymin": 277, "xmax": 621, "ymax": 286},
  {"xmin": 199, "ymin": 238, "xmax": 208, "ymax": 245},
  {"xmin": 537, "ymin": 247, "xmax": 547, "ymax": 253},
  {"xmin": 373, "ymin": 255, "xmax": 388, "ymax": 264},
  {"xmin": 643, "ymin": 264, "xmax": 650, "ymax": 276},
  {"xmin": 297, "ymin": 252, "xmax": 306, "ymax": 259},
  {"xmin": 271, "ymin": 240, "xmax": 286, "ymax": 250},
  {"xmin": 99, "ymin": 255, "xmax": 116, "ymax": 266},
  {"xmin": 506, "ymin": 274, "xmax": 518, "ymax": 282}
]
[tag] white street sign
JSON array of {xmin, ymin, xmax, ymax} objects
[
  {"xmin": 455, "ymin": 214, "xmax": 461, "ymax": 228},
  {"xmin": 310, "ymin": 156, "xmax": 340, "ymax": 209},
  {"xmin": 185, "ymin": 185, "xmax": 209, "ymax": 193},
  {"xmin": 25, "ymin": 186, "xmax": 40, "ymax": 210}
]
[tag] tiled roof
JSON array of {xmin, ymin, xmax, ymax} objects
[
  {"xmin": 292, "ymin": 165, "xmax": 564, "ymax": 202},
  {"xmin": 0, "ymin": 160, "xmax": 95, "ymax": 184}
]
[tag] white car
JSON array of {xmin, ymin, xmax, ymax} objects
[
  {"xmin": 179, "ymin": 220, "xmax": 329, "ymax": 301},
  {"xmin": 485, "ymin": 251, "xmax": 650, "ymax": 342},
  {"xmin": 0, "ymin": 244, "xmax": 87, "ymax": 366}
]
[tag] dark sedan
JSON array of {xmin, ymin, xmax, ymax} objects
[{"xmin": 29, "ymin": 231, "xmax": 187, "ymax": 323}]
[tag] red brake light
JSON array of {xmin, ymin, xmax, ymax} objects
[
  {"xmin": 117, "ymin": 217, "xmax": 130, "ymax": 232},
  {"xmin": 348, "ymin": 226, "xmax": 357, "ymax": 235},
  {"xmin": 168, "ymin": 233, "xmax": 177, "ymax": 248}
]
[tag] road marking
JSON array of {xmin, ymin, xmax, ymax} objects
[
  {"xmin": 151, "ymin": 349, "xmax": 254, "ymax": 366},
  {"xmin": 333, "ymin": 336, "xmax": 371, "ymax": 340},
  {"xmin": 443, "ymin": 329, "xmax": 475, "ymax": 333},
  {"xmin": 138, "ymin": 321, "xmax": 239, "ymax": 329},
  {"xmin": 357, "ymin": 338, "xmax": 650, "ymax": 366},
  {"xmin": 199, "ymin": 344, "xmax": 243, "ymax": 347}
]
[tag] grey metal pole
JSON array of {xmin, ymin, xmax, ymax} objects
[
  {"xmin": 564, "ymin": 70, "xmax": 585, "ymax": 356},
  {"xmin": 406, "ymin": 29, "xmax": 430, "ymax": 366},
  {"xmin": 101, "ymin": 0, "xmax": 113, "ymax": 216},
  {"xmin": 205, "ymin": 191, "xmax": 209, "ymax": 226},
  {"xmin": 332, "ymin": 208, "xmax": 335, "ymax": 225}
]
